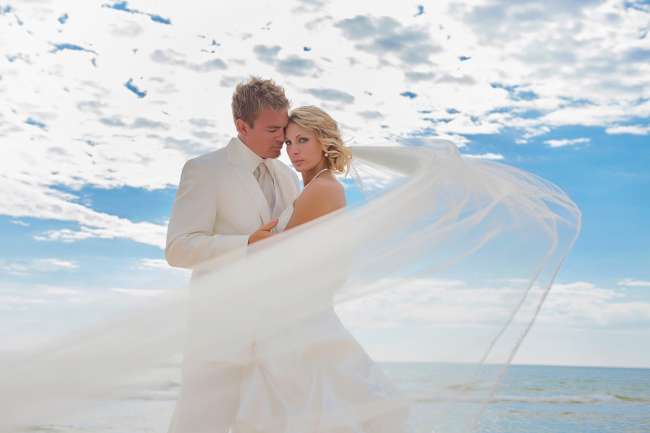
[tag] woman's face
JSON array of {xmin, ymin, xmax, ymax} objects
[{"xmin": 284, "ymin": 122, "xmax": 325, "ymax": 172}]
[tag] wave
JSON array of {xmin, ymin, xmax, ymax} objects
[{"xmin": 415, "ymin": 392, "xmax": 650, "ymax": 405}]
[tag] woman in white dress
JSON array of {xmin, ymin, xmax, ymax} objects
[{"xmin": 234, "ymin": 106, "xmax": 411, "ymax": 433}]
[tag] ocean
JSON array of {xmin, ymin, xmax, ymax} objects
[
  {"xmin": 21, "ymin": 363, "xmax": 650, "ymax": 433},
  {"xmin": 477, "ymin": 364, "xmax": 650, "ymax": 433}
]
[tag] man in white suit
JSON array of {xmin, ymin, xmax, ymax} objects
[{"xmin": 165, "ymin": 77, "xmax": 301, "ymax": 433}]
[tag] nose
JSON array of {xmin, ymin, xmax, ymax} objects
[{"xmin": 288, "ymin": 145, "xmax": 299, "ymax": 157}]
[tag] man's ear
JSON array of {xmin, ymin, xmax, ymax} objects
[{"xmin": 235, "ymin": 118, "xmax": 249, "ymax": 136}]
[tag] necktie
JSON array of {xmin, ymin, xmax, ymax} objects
[{"xmin": 254, "ymin": 161, "xmax": 276, "ymax": 210}]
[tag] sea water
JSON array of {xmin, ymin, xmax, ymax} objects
[{"xmin": 21, "ymin": 363, "xmax": 650, "ymax": 433}]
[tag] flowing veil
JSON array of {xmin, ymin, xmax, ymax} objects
[{"xmin": 0, "ymin": 139, "xmax": 581, "ymax": 433}]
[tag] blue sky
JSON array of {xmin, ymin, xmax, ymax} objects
[
  {"xmin": 1, "ymin": 0, "xmax": 649, "ymax": 367},
  {"xmin": 4, "ymin": 126, "xmax": 647, "ymax": 287},
  {"xmin": 467, "ymin": 125, "xmax": 650, "ymax": 283}
]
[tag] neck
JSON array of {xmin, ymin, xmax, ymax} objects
[
  {"xmin": 237, "ymin": 134, "xmax": 265, "ymax": 159},
  {"xmin": 301, "ymin": 160, "xmax": 329, "ymax": 186}
]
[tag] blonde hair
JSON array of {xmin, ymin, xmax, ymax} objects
[
  {"xmin": 288, "ymin": 106, "xmax": 352, "ymax": 174},
  {"xmin": 231, "ymin": 77, "xmax": 289, "ymax": 127}
]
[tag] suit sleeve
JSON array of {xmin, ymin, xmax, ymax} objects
[{"xmin": 165, "ymin": 159, "xmax": 249, "ymax": 269}]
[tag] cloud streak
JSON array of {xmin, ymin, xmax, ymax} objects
[
  {"xmin": 0, "ymin": 258, "xmax": 78, "ymax": 276},
  {"xmin": 337, "ymin": 279, "xmax": 650, "ymax": 331},
  {"xmin": 335, "ymin": 15, "xmax": 440, "ymax": 66},
  {"xmin": 544, "ymin": 137, "xmax": 590, "ymax": 148}
]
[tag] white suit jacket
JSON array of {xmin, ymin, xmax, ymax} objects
[{"xmin": 165, "ymin": 137, "xmax": 301, "ymax": 274}]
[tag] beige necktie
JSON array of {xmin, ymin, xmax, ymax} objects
[{"xmin": 254, "ymin": 161, "xmax": 276, "ymax": 210}]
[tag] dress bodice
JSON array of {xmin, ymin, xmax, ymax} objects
[
  {"xmin": 272, "ymin": 203, "xmax": 294, "ymax": 233},
  {"xmin": 271, "ymin": 167, "xmax": 330, "ymax": 234}
]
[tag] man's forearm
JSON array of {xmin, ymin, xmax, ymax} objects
[{"xmin": 165, "ymin": 232, "xmax": 249, "ymax": 269}]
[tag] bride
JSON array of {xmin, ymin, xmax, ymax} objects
[{"xmin": 234, "ymin": 105, "xmax": 411, "ymax": 432}]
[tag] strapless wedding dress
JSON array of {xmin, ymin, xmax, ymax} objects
[
  {"xmin": 232, "ymin": 203, "xmax": 411, "ymax": 433},
  {"xmin": 272, "ymin": 201, "xmax": 295, "ymax": 233}
]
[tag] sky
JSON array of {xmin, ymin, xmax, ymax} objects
[{"xmin": 0, "ymin": 0, "xmax": 649, "ymax": 368}]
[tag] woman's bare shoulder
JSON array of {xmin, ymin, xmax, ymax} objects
[
  {"xmin": 284, "ymin": 175, "xmax": 345, "ymax": 230},
  {"xmin": 295, "ymin": 176, "xmax": 345, "ymax": 210},
  {"xmin": 303, "ymin": 176, "xmax": 344, "ymax": 199}
]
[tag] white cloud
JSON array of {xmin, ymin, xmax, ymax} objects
[
  {"xmin": 544, "ymin": 137, "xmax": 590, "ymax": 148},
  {"xmin": 537, "ymin": 281, "xmax": 650, "ymax": 327},
  {"xmin": 111, "ymin": 288, "xmax": 167, "ymax": 297},
  {"xmin": 38, "ymin": 259, "xmax": 78, "ymax": 269},
  {"xmin": 44, "ymin": 287, "xmax": 82, "ymax": 296},
  {"xmin": 1, "ymin": 0, "xmax": 649, "ymax": 247},
  {"xmin": 34, "ymin": 222, "xmax": 165, "ymax": 248},
  {"xmin": 0, "ymin": 284, "xmax": 93, "ymax": 309},
  {"xmin": 137, "ymin": 258, "xmax": 173, "ymax": 270},
  {"xmin": 336, "ymin": 278, "xmax": 650, "ymax": 331},
  {"xmin": 135, "ymin": 258, "xmax": 190, "ymax": 276},
  {"xmin": 618, "ymin": 278, "xmax": 650, "ymax": 288},
  {"xmin": 606, "ymin": 125, "xmax": 650, "ymax": 135},
  {"xmin": 337, "ymin": 277, "xmax": 541, "ymax": 329},
  {"xmin": 0, "ymin": 283, "xmax": 176, "ymax": 350},
  {"xmin": 462, "ymin": 152, "xmax": 504, "ymax": 160},
  {"xmin": 0, "ymin": 282, "xmax": 173, "ymax": 310},
  {"xmin": 0, "ymin": 258, "xmax": 79, "ymax": 276},
  {"xmin": 9, "ymin": 220, "xmax": 29, "ymax": 227},
  {"xmin": 0, "ymin": 296, "xmax": 48, "ymax": 306}
]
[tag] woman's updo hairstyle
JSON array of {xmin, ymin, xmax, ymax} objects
[{"xmin": 288, "ymin": 106, "xmax": 352, "ymax": 174}]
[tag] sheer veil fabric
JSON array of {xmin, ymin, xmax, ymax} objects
[{"xmin": 0, "ymin": 140, "xmax": 580, "ymax": 433}]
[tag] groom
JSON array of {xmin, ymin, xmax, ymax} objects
[
  {"xmin": 165, "ymin": 77, "xmax": 301, "ymax": 433},
  {"xmin": 166, "ymin": 77, "xmax": 301, "ymax": 270}
]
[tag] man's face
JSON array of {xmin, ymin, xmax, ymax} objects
[{"xmin": 238, "ymin": 108, "xmax": 289, "ymax": 159}]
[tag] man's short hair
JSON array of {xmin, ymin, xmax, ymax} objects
[{"xmin": 231, "ymin": 77, "xmax": 290, "ymax": 127}]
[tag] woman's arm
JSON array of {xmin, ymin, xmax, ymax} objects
[{"xmin": 284, "ymin": 180, "xmax": 345, "ymax": 231}]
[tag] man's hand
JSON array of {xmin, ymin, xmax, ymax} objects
[{"xmin": 248, "ymin": 219, "xmax": 278, "ymax": 245}]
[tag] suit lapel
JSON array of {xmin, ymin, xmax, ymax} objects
[
  {"xmin": 266, "ymin": 160, "xmax": 295, "ymax": 219},
  {"xmin": 225, "ymin": 139, "xmax": 272, "ymax": 224},
  {"xmin": 237, "ymin": 168, "xmax": 272, "ymax": 224}
]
